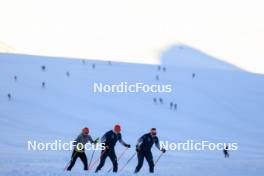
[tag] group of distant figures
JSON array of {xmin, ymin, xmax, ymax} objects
[
  {"xmin": 155, "ymin": 66, "xmax": 166, "ymax": 81},
  {"xmin": 153, "ymin": 98, "xmax": 177, "ymax": 110},
  {"xmin": 7, "ymin": 60, "xmax": 102, "ymax": 100},
  {"xmin": 153, "ymin": 65, "xmax": 197, "ymax": 111},
  {"xmin": 7, "ymin": 61, "xmax": 195, "ymax": 110}
]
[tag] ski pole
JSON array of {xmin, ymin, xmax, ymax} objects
[
  {"xmin": 88, "ymin": 138, "xmax": 100, "ymax": 170},
  {"xmin": 119, "ymin": 152, "xmax": 137, "ymax": 172},
  {"xmin": 88, "ymin": 149, "xmax": 96, "ymax": 170},
  {"xmin": 89, "ymin": 147, "xmax": 108, "ymax": 170},
  {"xmin": 107, "ymin": 147, "xmax": 129, "ymax": 172},
  {"xmin": 154, "ymin": 152, "xmax": 164, "ymax": 166}
]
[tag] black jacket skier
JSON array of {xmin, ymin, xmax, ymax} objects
[
  {"xmin": 95, "ymin": 124, "xmax": 131, "ymax": 173},
  {"xmin": 135, "ymin": 128, "xmax": 166, "ymax": 173},
  {"xmin": 67, "ymin": 127, "xmax": 98, "ymax": 171}
]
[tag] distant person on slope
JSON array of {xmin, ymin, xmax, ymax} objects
[
  {"xmin": 67, "ymin": 127, "xmax": 98, "ymax": 171},
  {"xmin": 95, "ymin": 124, "xmax": 131, "ymax": 173},
  {"xmin": 134, "ymin": 128, "xmax": 166, "ymax": 173},
  {"xmin": 223, "ymin": 145, "xmax": 229, "ymax": 158},
  {"xmin": 192, "ymin": 73, "xmax": 196, "ymax": 79}
]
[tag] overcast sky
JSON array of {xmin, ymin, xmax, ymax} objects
[{"xmin": 0, "ymin": 0, "xmax": 263, "ymax": 73}]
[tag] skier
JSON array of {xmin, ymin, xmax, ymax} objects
[
  {"xmin": 159, "ymin": 98, "xmax": 163, "ymax": 104},
  {"xmin": 174, "ymin": 103, "xmax": 177, "ymax": 110},
  {"xmin": 155, "ymin": 75, "xmax": 159, "ymax": 81},
  {"xmin": 95, "ymin": 124, "xmax": 131, "ymax": 173},
  {"xmin": 67, "ymin": 127, "xmax": 98, "ymax": 171},
  {"xmin": 7, "ymin": 93, "xmax": 11, "ymax": 100},
  {"xmin": 134, "ymin": 128, "xmax": 166, "ymax": 173},
  {"xmin": 223, "ymin": 145, "xmax": 229, "ymax": 158},
  {"xmin": 41, "ymin": 65, "xmax": 46, "ymax": 71},
  {"xmin": 42, "ymin": 81, "xmax": 45, "ymax": 88},
  {"xmin": 192, "ymin": 73, "xmax": 196, "ymax": 79},
  {"xmin": 153, "ymin": 98, "xmax": 157, "ymax": 103},
  {"xmin": 170, "ymin": 102, "xmax": 173, "ymax": 109},
  {"xmin": 66, "ymin": 71, "xmax": 70, "ymax": 77}
]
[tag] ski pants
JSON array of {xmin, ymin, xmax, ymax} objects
[
  {"xmin": 67, "ymin": 150, "xmax": 88, "ymax": 171},
  {"xmin": 224, "ymin": 150, "xmax": 229, "ymax": 158},
  {"xmin": 96, "ymin": 148, "xmax": 118, "ymax": 172},
  {"xmin": 135, "ymin": 150, "xmax": 154, "ymax": 173}
]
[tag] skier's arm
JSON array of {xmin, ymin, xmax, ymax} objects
[
  {"xmin": 100, "ymin": 133, "xmax": 107, "ymax": 143},
  {"xmin": 88, "ymin": 135, "xmax": 95, "ymax": 143},
  {"xmin": 118, "ymin": 134, "xmax": 130, "ymax": 147},
  {"xmin": 88, "ymin": 135, "xmax": 99, "ymax": 144},
  {"xmin": 136, "ymin": 135, "xmax": 144, "ymax": 149},
  {"xmin": 155, "ymin": 137, "xmax": 166, "ymax": 153},
  {"xmin": 119, "ymin": 138, "xmax": 127, "ymax": 146},
  {"xmin": 154, "ymin": 137, "xmax": 161, "ymax": 150}
]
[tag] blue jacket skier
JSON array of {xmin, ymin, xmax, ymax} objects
[
  {"xmin": 135, "ymin": 128, "xmax": 166, "ymax": 173},
  {"xmin": 95, "ymin": 124, "xmax": 131, "ymax": 173}
]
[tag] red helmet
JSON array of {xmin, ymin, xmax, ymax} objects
[
  {"xmin": 82, "ymin": 127, "xmax": 89, "ymax": 135},
  {"xmin": 114, "ymin": 124, "xmax": 121, "ymax": 133}
]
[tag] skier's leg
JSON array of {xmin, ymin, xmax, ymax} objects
[
  {"xmin": 224, "ymin": 151, "xmax": 228, "ymax": 158},
  {"xmin": 67, "ymin": 150, "xmax": 79, "ymax": 171},
  {"xmin": 145, "ymin": 151, "xmax": 154, "ymax": 173},
  {"xmin": 135, "ymin": 151, "xmax": 144, "ymax": 173},
  {"xmin": 108, "ymin": 150, "xmax": 118, "ymax": 172},
  {"xmin": 95, "ymin": 150, "xmax": 108, "ymax": 172},
  {"xmin": 79, "ymin": 152, "xmax": 88, "ymax": 170}
]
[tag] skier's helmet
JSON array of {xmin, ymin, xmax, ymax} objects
[
  {"xmin": 82, "ymin": 127, "xmax": 89, "ymax": 135},
  {"xmin": 150, "ymin": 128, "xmax": 157, "ymax": 136},
  {"xmin": 114, "ymin": 124, "xmax": 121, "ymax": 133}
]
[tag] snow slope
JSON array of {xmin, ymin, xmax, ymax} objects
[{"xmin": 0, "ymin": 46, "xmax": 264, "ymax": 176}]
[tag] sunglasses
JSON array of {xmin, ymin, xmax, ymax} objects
[{"xmin": 151, "ymin": 131, "xmax": 157, "ymax": 136}]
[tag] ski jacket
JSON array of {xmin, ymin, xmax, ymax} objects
[
  {"xmin": 136, "ymin": 133, "xmax": 161, "ymax": 152},
  {"xmin": 101, "ymin": 130, "xmax": 128, "ymax": 149},
  {"xmin": 73, "ymin": 133, "xmax": 95, "ymax": 146}
]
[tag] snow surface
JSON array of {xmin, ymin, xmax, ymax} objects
[{"xmin": 0, "ymin": 46, "xmax": 264, "ymax": 176}]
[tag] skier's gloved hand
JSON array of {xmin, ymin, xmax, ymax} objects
[
  {"xmin": 75, "ymin": 143, "xmax": 84, "ymax": 153},
  {"xmin": 125, "ymin": 144, "xmax": 131, "ymax": 148},
  {"xmin": 161, "ymin": 148, "xmax": 166, "ymax": 153},
  {"xmin": 94, "ymin": 138, "xmax": 99, "ymax": 144}
]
